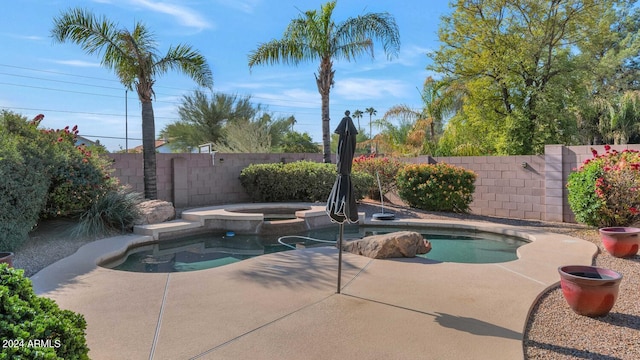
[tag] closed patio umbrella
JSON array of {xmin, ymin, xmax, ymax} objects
[{"xmin": 326, "ymin": 110, "xmax": 359, "ymax": 294}]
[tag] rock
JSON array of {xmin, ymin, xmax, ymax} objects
[
  {"xmin": 342, "ymin": 231, "xmax": 432, "ymax": 259},
  {"xmin": 135, "ymin": 200, "xmax": 176, "ymax": 225}
]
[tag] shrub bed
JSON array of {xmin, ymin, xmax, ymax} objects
[
  {"xmin": 396, "ymin": 162, "xmax": 476, "ymax": 212},
  {"xmin": 239, "ymin": 160, "xmax": 374, "ymax": 202}
]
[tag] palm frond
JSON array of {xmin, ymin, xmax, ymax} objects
[
  {"xmin": 51, "ymin": 8, "xmax": 126, "ymax": 67},
  {"xmin": 335, "ymin": 12, "xmax": 400, "ymax": 61},
  {"xmin": 248, "ymin": 39, "xmax": 312, "ymax": 67},
  {"xmin": 156, "ymin": 44, "xmax": 213, "ymax": 88}
]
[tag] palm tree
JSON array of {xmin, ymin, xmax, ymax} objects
[
  {"xmin": 365, "ymin": 107, "xmax": 377, "ymax": 139},
  {"xmin": 365, "ymin": 107, "xmax": 377, "ymax": 153},
  {"xmin": 52, "ymin": 8, "xmax": 213, "ymax": 199},
  {"xmin": 384, "ymin": 77, "xmax": 464, "ymax": 140},
  {"xmin": 248, "ymin": 1, "xmax": 400, "ymax": 163},
  {"xmin": 608, "ymin": 90, "xmax": 640, "ymax": 144},
  {"xmin": 352, "ymin": 109, "xmax": 363, "ymax": 130}
]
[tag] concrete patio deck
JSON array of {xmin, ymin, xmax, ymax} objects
[{"xmin": 30, "ymin": 215, "xmax": 597, "ymax": 360}]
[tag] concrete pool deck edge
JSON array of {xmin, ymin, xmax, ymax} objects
[{"xmin": 30, "ymin": 203, "xmax": 598, "ymax": 359}]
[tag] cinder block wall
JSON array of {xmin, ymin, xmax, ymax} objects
[
  {"xmin": 108, "ymin": 152, "xmax": 325, "ymax": 208},
  {"xmin": 107, "ymin": 144, "xmax": 640, "ymax": 223},
  {"xmin": 432, "ymin": 155, "xmax": 546, "ymax": 220}
]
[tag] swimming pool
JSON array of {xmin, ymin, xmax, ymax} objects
[{"xmin": 101, "ymin": 225, "xmax": 529, "ymax": 273}]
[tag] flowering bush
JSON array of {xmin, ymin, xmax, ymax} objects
[
  {"xmin": 567, "ymin": 145, "xmax": 640, "ymax": 227},
  {"xmin": 396, "ymin": 162, "xmax": 477, "ymax": 212},
  {"xmin": 40, "ymin": 125, "xmax": 118, "ymax": 218},
  {"xmin": 352, "ymin": 154, "xmax": 404, "ymax": 199},
  {"xmin": 1, "ymin": 111, "xmax": 120, "ymax": 250}
]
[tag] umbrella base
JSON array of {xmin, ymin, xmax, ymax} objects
[{"xmin": 372, "ymin": 212, "xmax": 395, "ymax": 220}]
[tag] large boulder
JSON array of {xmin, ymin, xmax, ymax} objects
[
  {"xmin": 135, "ymin": 200, "xmax": 175, "ymax": 225},
  {"xmin": 342, "ymin": 231, "xmax": 432, "ymax": 259}
]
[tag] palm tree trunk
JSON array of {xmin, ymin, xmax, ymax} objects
[
  {"xmin": 141, "ymin": 101, "xmax": 157, "ymax": 199},
  {"xmin": 316, "ymin": 58, "xmax": 334, "ymax": 163},
  {"xmin": 321, "ymin": 92, "xmax": 331, "ymax": 163}
]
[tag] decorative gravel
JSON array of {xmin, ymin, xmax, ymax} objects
[
  {"xmin": 523, "ymin": 228, "xmax": 640, "ymax": 360},
  {"xmin": 13, "ymin": 202, "xmax": 640, "ymax": 359}
]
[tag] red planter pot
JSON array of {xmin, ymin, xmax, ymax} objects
[
  {"xmin": 599, "ymin": 227, "xmax": 640, "ymax": 258},
  {"xmin": 0, "ymin": 252, "xmax": 13, "ymax": 267},
  {"xmin": 558, "ymin": 265, "xmax": 622, "ymax": 317}
]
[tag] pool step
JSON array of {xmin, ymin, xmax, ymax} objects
[{"xmin": 260, "ymin": 218, "xmax": 307, "ymax": 235}]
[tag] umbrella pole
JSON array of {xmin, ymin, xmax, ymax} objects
[{"xmin": 337, "ymin": 223, "xmax": 344, "ymax": 294}]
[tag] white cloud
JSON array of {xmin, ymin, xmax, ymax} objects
[
  {"xmin": 395, "ymin": 44, "xmax": 432, "ymax": 67},
  {"xmin": 333, "ymin": 77, "xmax": 408, "ymax": 100},
  {"xmin": 129, "ymin": 0, "xmax": 213, "ymax": 30},
  {"xmin": 4, "ymin": 34, "xmax": 45, "ymax": 41},
  {"xmin": 50, "ymin": 60, "xmax": 102, "ymax": 68}
]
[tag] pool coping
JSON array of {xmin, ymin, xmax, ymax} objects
[
  {"xmin": 134, "ymin": 203, "xmax": 366, "ymax": 240},
  {"xmin": 30, "ymin": 203, "xmax": 598, "ymax": 359}
]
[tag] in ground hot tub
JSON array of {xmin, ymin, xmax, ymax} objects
[{"xmin": 134, "ymin": 203, "xmax": 364, "ymax": 240}]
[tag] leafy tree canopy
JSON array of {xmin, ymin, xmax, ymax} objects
[{"xmin": 429, "ymin": 0, "xmax": 640, "ymax": 155}]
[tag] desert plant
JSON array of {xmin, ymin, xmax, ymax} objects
[
  {"xmin": 396, "ymin": 162, "xmax": 476, "ymax": 212},
  {"xmin": 0, "ymin": 264, "xmax": 90, "ymax": 359},
  {"xmin": 73, "ymin": 188, "xmax": 143, "ymax": 238},
  {"xmin": 567, "ymin": 145, "xmax": 640, "ymax": 227}
]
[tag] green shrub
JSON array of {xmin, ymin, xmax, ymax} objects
[
  {"xmin": 239, "ymin": 160, "xmax": 374, "ymax": 202},
  {"xmin": 567, "ymin": 145, "xmax": 640, "ymax": 227},
  {"xmin": 0, "ymin": 112, "xmax": 51, "ymax": 251},
  {"xmin": 396, "ymin": 162, "xmax": 477, "ymax": 212},
  {"xmin": 40, "ymin": 127, "xmax": 118, "ymax": 219},
  {"xmin": 0, "ymin": 264, "xmax": 90, "ymax": 359},
  {"xmin": 0, "ymin": 111, "xmax": 120, "ymax": 249},
  {"xmin": 73, "ymin": 188, "xmax": 143, "ymax": 238},
  {"xmin": 352, "ymin": 154, "xmax": 405, "ymax": 199}
]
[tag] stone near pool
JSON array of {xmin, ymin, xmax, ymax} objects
[
  {"xmin": 136, "ymin": 200, "xmax": 176, "ymax": 225},
  {"xmin": 342, "ymin": 231, "xmax": 432, "ymax": 259}
]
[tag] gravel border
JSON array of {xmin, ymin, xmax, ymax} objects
[{"xmin": 13, "ymin": 202, "xmax": 640, "ymax": 359}]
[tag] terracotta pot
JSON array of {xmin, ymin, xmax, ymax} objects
[
  {"xmin": 558, "ymin": 265, "xmax": 622, "ymax": 317},
  {"xmin": 599, "ymin": 227, "xmax": 640, "ymax": 258},
  {"xmin": 0, "ymin": 252, "xmax": 13, "ymax": 267}
]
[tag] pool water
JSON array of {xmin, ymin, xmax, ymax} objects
[{"xmin": 104, "ymin": 225, "xmax": 528, "ymax": 273}]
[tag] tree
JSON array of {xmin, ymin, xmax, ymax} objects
[
  {"xmin": 212, "ymin": 120, "xmax": 272, "ymax": 153},
  {"xmin": 52, "ymin": 8, "xmax": 213, "ymax": 199},
  {"xmin": 248, "ymin": 1, "xmax": 400, "ymax": 163},
  {"xmin": 160, "ymin": 92, "xmax": 259, "ymax": 152},
  {"xmin": 383, "ymin": 77, "xmax": 464, "ymax": 155},
  {"xmin": 280, "ymin": 131, "xmax": 321, "ymax": 153},
  {"xmin": 428, "ymin": 0, "xmax": 629, "ymax": 155},
  {"xmin": 371, "ymin": 116, "xmax": 415, "ymax": 155},
  {"xmin": 606, "ymin": 91, "xmax": 640, "ymax": 144},
  {"xmin": 211, "ymin": 111, "xmax": 292, "ymax": 153},
  {"xmin": 365, "ymin": 107, "xmax": 377, "ymax": 139},
  {"xmin": 352, "ymin": 109, "xmax": 363, "ymax": 130}
]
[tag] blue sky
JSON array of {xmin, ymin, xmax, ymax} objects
[{"xmin": 0, "ymin": 0, "xmax": 451, "ymax": 151}]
